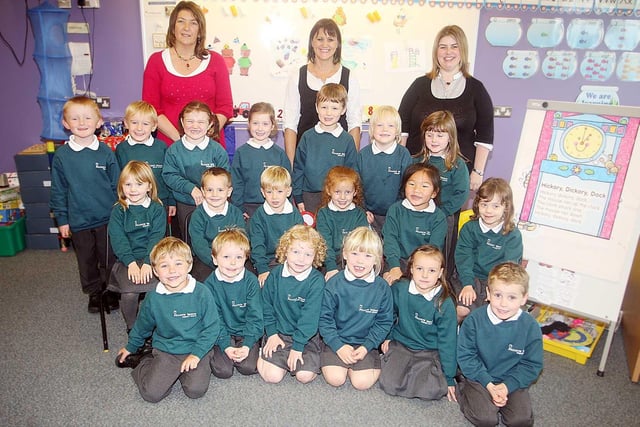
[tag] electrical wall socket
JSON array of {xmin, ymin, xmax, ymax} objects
[
  {"xmin": 494, "ymin": 106, "xmax": 513, "ymax": 118},
  {"xmin": 96, "ymin": 96, "xmax": 110, "ymax": 109},
  {"xmin": 58, "ymin": 0, "xmax": 72, "ymax": 8},
  {"xmin": 67, "ymin": 22, "xmax": 90, "ymax": 34},
  {"xmin": 79, "ymin": 0, "xmax": 100, "ymax": 8}
]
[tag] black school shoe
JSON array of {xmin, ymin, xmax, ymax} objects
[
  {"xmin": 87, "ymin": 291, "xmax": 119, "ymax": 314},
  {"xmin": 115, "ymin": 337, "xmax": 153, "ymax": 369}
]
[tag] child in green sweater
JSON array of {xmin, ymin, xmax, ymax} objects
[
  {"xmin": 188, "ymin": 167, "xmax": 244, "ymax": 282},
  {"xmin": 456, "ymin": 262, "xmax": 543, "ymax": 426},
  {"xmin": 258, "ymin": 225, "xmax": 327, "ymax": 384},
  {"xmin": 204, "ymin": 228, "xmax": 263, "ymax": 378},
  {"xmin": 116, "ymin": 237, "xmax": 220, "ymax": 403},
  {"xmin": 382, "ymin": 163, "xmax": 447, "ymax": 285},
  {"xmin": 108, "ymin": 161, "xmax": 166, "ymax": 345},
  {"xmin": 315, "ymin": 166, "xmax": 369, "ymax": 281},
  {"xmin": 249, "ymin": 166, "xmax": 303, "ymax": 286},
  {"xmin": 454, "ymin": 178, "xmax": 523, "ymax": 323},
  {"xmin": 380, "ymin": 245, "xmax": 457, "ymax": 401},
  {"xmin": 319, "ymin": 227, "xmax": 393, "ymax": 391},
  {"xmin": 231, "ymin": 102, "xmax": 291, "ymax": 218}
]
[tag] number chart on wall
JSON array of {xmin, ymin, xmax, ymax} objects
[{"xmin": 138, "ymin": 0, "xmax": 480, "ymax": 121}]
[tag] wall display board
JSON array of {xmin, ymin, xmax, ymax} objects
[
  {"xmin": 138, "ymin": 0, "xmax": 481, "ymax": 120},
  {"xmin": 510, "ymin": 99, "xmax": 640, "ymax": 373}
]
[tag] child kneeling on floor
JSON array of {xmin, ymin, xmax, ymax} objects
[
  {"xmin": 116, "ymin": 237, "xmax": 220, "ymax": 403},
  {"xmin": 456, "ymin": 262, "xmax": 543, "ymax": 427}
]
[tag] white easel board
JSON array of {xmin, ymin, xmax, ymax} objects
[{"xmin": 510, "ymin": 100, "xmax": 640, "ymax": 323}]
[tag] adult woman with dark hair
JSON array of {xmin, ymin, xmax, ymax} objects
[
  {"xmin": 398, "ymin": 25, "xmax": 493, "ymax": 191},
  {"xmin": 283, "ymin": 18, "xmax": 361, "ymax": 165},
  {"xmin": 142, "ymin": 1, "xmax": 233, "ymax": 148}
]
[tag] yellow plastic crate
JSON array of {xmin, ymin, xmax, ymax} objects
[{"xmin": 536, "ymin": 306, "xmax": 605, "ymax": 365}]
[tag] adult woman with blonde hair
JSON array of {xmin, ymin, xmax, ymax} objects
[
  {"xmin": 398, "ymin": 25, "xmax": 493, "ymax": 191},
  {"xmin": 143, "ymin": 1, "xmax": 233, "ymax": 148}
]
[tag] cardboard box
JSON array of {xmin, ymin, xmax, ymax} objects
[
  {"xmin": 0, "ymin": 217, "xmax": 26, "ymax": 256},
  {"xmin": 14, "ymin": 144, "xmax": 51, "ymax": 172},
  {"xmin": 537, "ymin": 306, "xmax": 605, "ymax": 365},
  {"xmin": 26, "ymin": 233, "xmax": 60, "ymax": 250}
]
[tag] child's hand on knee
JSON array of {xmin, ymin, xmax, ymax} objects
[
  {"xmin": 337, "ymin": 344, "xmax": 356, "ymax": 365},
  {"xmin": 128, "ymin": 262, "xmax": 142, "ymax": 284},
  {"xmin": 140, "ymin": 264, "xmax": 153, "ymax": 284},
  {"xmin": 263, "ymin": 334, "xmax": 284, "ymax": 358},
  {"xmin": 180, "ymin": 354, "xmax": 200, "ymax": 372},
  {"xmin": 352, "ymin": 346, "xmax": 367, "ymax": 361},
  {"xmin": 287, "ymin": 349, "xmax": 303, "ymax": 371},
  {"xmin": 459, "ymin": 286, "xmax": 477, "ymax": 306},
  {"xmin": 380, "ymin": 339, "xmax": 390, "ymax": 354}
]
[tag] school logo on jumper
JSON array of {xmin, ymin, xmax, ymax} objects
[
  {"xmin": 486, "ymin": 239, "xmax": 503, "ymax": 250},
  {"xmin": 263, "ymin": 162, "xmax": 269, "ymax": 169},
  {"xmin": 414, "ymin": 227, "xmax": 431, "ymax": 237},
  {"xmin": 287, "ymin": 294, "xmax": 305, "ymax": 303},
  {"xmin": 358, "ymin": 304, "xmax": 379, "ymax": 314},
  {"xmin": 134, "ymin": 220, "xmax": 150, "ymax": 228},
  {"xmin": 414, "ymin": 312, "xmax": 433, "ymax": 325},
  {"xmin": 441, "ymin": 176, "xmax": 449, "ymax": 183},
  {"xmin": 331, "ymin": 149, "xmax": 346, "ymax": 157},
  {"xmin": 507, "ymin": 344, "xmax": 525, "ymax": 355},
  {"xmin": 148, "ymin": 163, "xmax": 162, "ymax": 169},
  {"xmin": 387, "ymin": 166, "xmax": 401, "ymax": 175},
  {"xmin": 231, "ymin": 300, "xmax": 246, "ymax": 308},
  {"xmin": 95, "ymin": 162, "xmax": 106, "ymax": 170},
  {"xmin": 201, "ymin": 160, "xmax": 215, "ymax": 168},
  {"xmin": 173, "ymin": 310, "xmax": 197, "ymax": 318}
]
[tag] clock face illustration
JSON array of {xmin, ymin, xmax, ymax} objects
[{"xmin": 561, "ymin": 124, "xmax": 605, "ymax": 161}]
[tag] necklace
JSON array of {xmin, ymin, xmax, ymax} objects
[{"xmin": 174, "ymin": 47, "xmax": 197, "ymax": 68}]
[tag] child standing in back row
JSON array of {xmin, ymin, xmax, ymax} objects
[
  {"xmin": 382, "ymin": 163, "xmax": 447, "ymax": 285},
  {"xmin": 356, "ymin": 106, "xmax": 412, "ymax": 234},
  {"xmin": 292, "ymin": 83, "xmax": 358, "ymax": 214},
  {"xmin": 319, "ymin": 227, "xmax": 393, "ymax": 391},
  {"xmin": 162, "ymin": 101, "xmax": 230, "ymax": 241},
  {"xmin": 258, "ymin": 225, "xmax": 327, "ymax": 384},
  {"xmin": 315, "ymin": 166, "xmax": 369, "ymax": 281},
  {"xmin": 115, "ymin": 101, "xmax": 175, "ymax": 229},
  {"xmin": 231, "ymin": 102, "xmax": 291, "ymax": 218},
  {"xmin": 50, "ymin": 96, "xmax": 120, "ymax": 313},
  {"xmin": 456, "ymin": 262, "xmax": 543, "ymax": 426},
  {"xmin": 454, "ymin": 178, "xmax": 523, "ymax": 324},
  {"xmin": 379, "ymin": 245, "xmax": 457, "ymax": 402},
  {"xmin": 413, "ymin": 110, "xmax": 469, "ymax": 278}
]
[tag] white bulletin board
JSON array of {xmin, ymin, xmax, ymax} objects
[
  {"xmin": 138, "ymin": 0, "xmax": 481, "ymax": 119},
  {"xmin": 510, "ymin": 100, "xmax": 640, "ymax": 323}
]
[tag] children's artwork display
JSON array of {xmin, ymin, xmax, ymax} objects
[{"xmin": 510, "ymin": 100, "xmax": 640, "ymax": 324}]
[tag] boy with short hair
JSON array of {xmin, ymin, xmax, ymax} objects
[
  {"xmin": 116, "ymin": 237, "xmax": 220, "ymax": 403},
  {"xmin": 248, "ymin": 166, "xmax": 303, "ymax": 286},
  {"xmin": 204, "ymin": 229, "xmax": 263, "ymax": 378},
  {"xmin": 115, "ymin": 100, "xmax": 175, "ymax": 221},
  {"xmin": 456, "ymin": 262, "xmax": 543, "ymax": 427},
  {"xmin": 50, "ymin": 95, "xmax": 120, "ymax": 313},
  {"xmin": 292, "ymin": 83, "xmax": 357, "ymax": 214},
  {"xmin": 188, "ymin": 167, "xmax": 244, "ymax": 282}
]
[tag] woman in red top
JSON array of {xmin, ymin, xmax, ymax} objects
[{"xmin": 143, "ymin": 1, "xmax": 233, "ymax": 148}]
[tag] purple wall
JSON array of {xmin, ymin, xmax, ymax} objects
[
  {"xmin": 1, "ymin": 0, "xmax": 143, "ymax": 173},
  {"xmin": 474, "ymin": 9, "xmax": 639, "ymax": 182}
]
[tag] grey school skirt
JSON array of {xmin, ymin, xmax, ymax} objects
[{"xmin": 379, "ymin": 340, "xmax": 448, "ymax": 400}]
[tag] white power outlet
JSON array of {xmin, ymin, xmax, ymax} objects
[
  {"xmin": 58, "ymin": 0, "xmax": 72, "ymax": 8},
  {"xmin": 79, "ymin": 0, "xmax": 100, "ymax": 8},
  {"xmin": 67, "ymin": 22, "xmax": 90, "ymax": 34}
]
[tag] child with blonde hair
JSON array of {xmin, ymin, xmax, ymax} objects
[
  {"xmin": 50, "ymin": 96, "xmax": 120, "ymax": 313},
  {"xmin": 356, "ymin": 105, "xmax": 412, "ymax": 233},
  {"xmin": 116, "ymin": 100, "xmax": 175, "ymax": 226},
  {"xmin": 316, "ymin": 166, "xmax": 369, "ymax": 281},
  {"xmin": 204, "ymin": 228, "xmax": 263, "ymax": 378},
  {"xmin": 162, "ymin": 101, "xmax": 229, "ymax": 240},
  {"xmin": 414, "ymin": 110, "xmax": 469, "ymax": 278},
  {"xmin": 380, "ymin": 245, "xmax": 457, "ymax": 402},
  {"xmin": 188, "ymin": 167, "xmax": 244, "ymax": 281},
  {"xmin": 319, "ymin": 227, "xmax": 393, "ymax": 391},
  {"xmin": 249, "ymin": 166, "xmax": 303, "ymax": 286},
  {"xmin": 231, "ymin": 102, "xmax": 291, "ymax": 218},
  {"xmin": 258, "ymin": 224, "xmax": 327, "ymax": 384},
  {"xmin": 109, "ymin": 161, "xmax": 166, "ymax": 353},
  {"xmin": 454, "ymin": 178, "xmax": 523, "ymax": 323}
]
